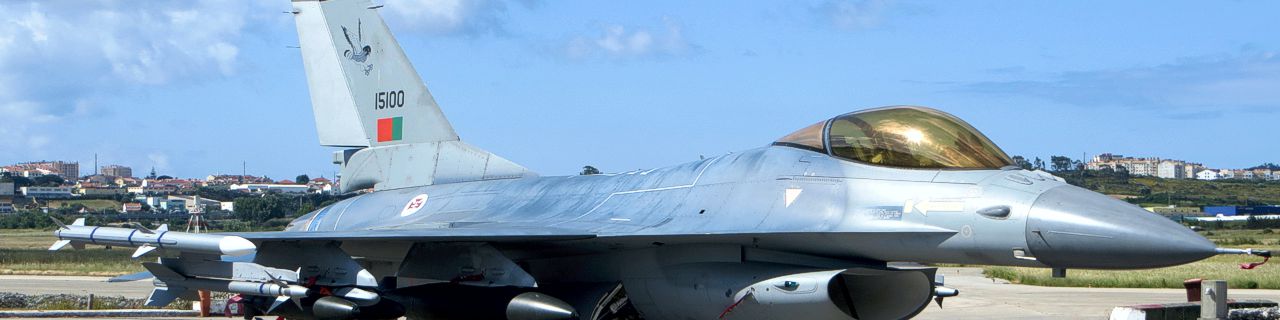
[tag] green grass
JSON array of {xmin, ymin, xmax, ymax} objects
[
  {"xmin": 0, "ymin": 248, "xmax": 144, "ymax": 276},
  {"xmin": 45, "ymin": 199, "xmax": 122, "ymax": 211},
  {"xmin": 984, "ymin": 229, "xmax": 1280, "ymax": 289},
  {"xmin": 0, "ymin": 229, "xmax": 143, "ymax": 276}
]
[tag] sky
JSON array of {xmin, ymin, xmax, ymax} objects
[{"xmin": 1, "ymin": 0, "xmax": 1278, "ymax": 179}]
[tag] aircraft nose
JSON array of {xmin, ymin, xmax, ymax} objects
[{"xmin": 1025, "ymin": 185, "xmax": 1216, "ymax": 269}]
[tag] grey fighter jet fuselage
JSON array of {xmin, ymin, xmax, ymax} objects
[{"xmin": 52, "ymin": 0, "xmax": 1264, "ymax": 319}]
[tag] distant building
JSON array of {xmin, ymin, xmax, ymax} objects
[
  {"xmin": 115, "ymin": 177, "xmax": 142, "ymax": 187},
  {"xmin": 1204, "ymin": 206, "xmax": 1236, "ymax": 216},
  {"xmin": 0, "ymin": 202, "xmax": 14, "ymax": 214},
  {"xmin": 121, "ymin": 203, "xmax": 143, "ymax": 213},
  {"xmin": 0, "ymin": 182, "xmax": 13, "ymax": 197},
  {"xmin": 1144, "ymin": 206, "xmax": 1202, "ymax": 215},
  {"xmin": 1157, "ymin": 161, "xmax": 1186, "ymax": 179},
  {"xmin": 1204, "ymin": 206, "xmax": 1280, "ymax": 216},
  {"xmin": 142, "ymin": 179, "xmax": 196, "ymax": 189},
  {"xmin": 1183, "ymin": 163, "xmax": 1204, "ymax": 179},
  {"xmin": 81, "ymin": 175, "xmax": 113, "ymax": 185},
  {"xmin": 205, "ymin": 175, "xmax": 273, "ymax": 186},
  {"xmin": 230, "ymin": 183, "xmax": 309, "ymax": 194},
  {"xmin": 1195, "ymin": 170, "xmax": 1219, "ymax": 181},
  {"xmin": 1088, "ymin": 154, "xmax": 1163, "ymax": 177},
  {"xmin": 5, "ymin": 161, "xmax": 80, "ymax": 181},
  {"xmin": 78, "ymin": 186, "xmax": 126, "ymax": 197},
  {"xmin": 1218, "ymin": 169, "xmax": 1236, "ymax": 179},
  {"xmin": 101, "ymin": 165, "xmax": 133, "ymax": 178},
  {"xmin": 128, "ymin": 185, "xmax": 178, "ymax": 195},
  {"xmin": 167, "ymin": 195, "xmax": 222, "ymax": 213},
  {"xmin": 21, "ymin": 186, "xmax": 74, "ymax": 199}
]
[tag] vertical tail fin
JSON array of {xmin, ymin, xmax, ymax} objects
[
  {"xmin": 291, "ymin": 0, "xmax": 533, "ymax": 192},
  {"xmin": 292, "ymin": 0, "xmax": 456, "ymax": 147}
]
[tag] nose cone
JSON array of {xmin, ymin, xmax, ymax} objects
[{"xmin": 1026, "ymin": 185, "xmax": 1216, "ymax": 269}]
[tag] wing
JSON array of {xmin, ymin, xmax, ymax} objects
[{"xmin": 224, "ymin": 226, "xmax": 595, "ymax": 243}]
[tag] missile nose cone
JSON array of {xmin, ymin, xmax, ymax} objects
[
  {"xmin": 218, "ymin": 236, "xmax": 257, "ymax": 256},
  {"xmin": 1025, "ymin": 185, "xmax": 1216, "ymax": 269},
  {"xmin": 506, "ymin": 292, "xmax": 578, "ymax": 320}
]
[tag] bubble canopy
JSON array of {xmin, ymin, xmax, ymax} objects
[{"xmin": 774, "ymin": 106, "xmax": 1014, "ymax": 169}]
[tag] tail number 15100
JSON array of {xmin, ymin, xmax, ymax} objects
[{"xmin": 376, "ymin": 90, "xmax": 405, "ymax": 109}]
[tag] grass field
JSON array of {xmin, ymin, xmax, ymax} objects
[
  {"xmin": 984, "ymin": 229, "xmax": 1280, "ymax": 289},
  {"xmin": 0, "ymin": 229, "xmax": 142, "ymax": 276},
  {"xmin": 44, "ymin": 199, "xmax": 122, "ymax": 211}
]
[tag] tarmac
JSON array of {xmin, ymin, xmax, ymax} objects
[
  {"xmin": 1, "ymin": 268, "xmax": 1278, "ymax": 319},
  {"xmin": 915, "ymin": 268, "xmax": 1280, "ymax": 319}
]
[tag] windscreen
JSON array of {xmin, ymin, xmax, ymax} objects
[{"xmin": 826, "ymin": 107, "xmax": 1013, "ymax": 169}]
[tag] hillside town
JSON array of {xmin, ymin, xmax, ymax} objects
[
  {"xmin": 0, "ymin": 160, "xmax": 336, "ymax": 215},
  {"xmin": 1086, "ymin": 153, "xmax": 1280, "ymax": 181}
]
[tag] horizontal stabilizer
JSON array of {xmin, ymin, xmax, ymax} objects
[{"xmin": 145, "ymin": 287, "xmax": 182, "ymax": 307}]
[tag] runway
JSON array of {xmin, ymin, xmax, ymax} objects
[
  {"xmin": 2, "ymin": 268, "xmax": 1277, "ymax": 319},
  {"xmin": 915, "ymin": 268, "xmax": 1280, "ymax": 319}
]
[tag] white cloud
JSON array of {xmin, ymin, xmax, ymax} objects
[
  {"xmin": 380, "ymin": 0, "xmax": 511, "ymax": 36},
  {"xmin": 0, "ymin": 1, "xmax": 262, "ymax": 154},
  {"xmin": 811, "ymin": 0, "xmax": 890, "ymax": 31},
  {"xmin": 960, "ymin": 51, "xmax": 1280, "ymax": 116},
  {"xmin": 566, "ymin": 18, "xmax": 696, "ymax": 60}
]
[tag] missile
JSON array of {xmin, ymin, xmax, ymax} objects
[{"xmin": 48, "ymin": 218, "xmax": 256, "ymax": 257}]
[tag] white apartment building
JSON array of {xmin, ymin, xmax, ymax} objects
[{"xmin": 1196, "ymin": 170, "xmax": 1220, "ymax": 180}]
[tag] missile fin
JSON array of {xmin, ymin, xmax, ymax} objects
[
  {"xmin": 49, "ymin": 240, "xmax": 71, "ymax": 251},
  {"xmin": 132, "ymin": 223, "xmax": 155, "ymax": 234},
  {"xmin": 156, "ymin": 224, "xmax": 169, "ymax": 232},
  {"xmin": 132, "ymin": 245, "xmax": 158, "ymax": 258},
  {"xmin": 145, "ymin": 286, "xmax": 183, "ymax": 307},
  {"xmin": 49, "ymin": 217, "xmax": 69, "ymax": 230},
  {"xmin": 71, "ymin": 218, "xmax": 85, "ymax": 226},
  {"xmin": 267, "ymin": 295, "xmax": 295, "ymax": 313}
]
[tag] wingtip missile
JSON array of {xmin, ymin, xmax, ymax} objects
[{"xmin": 50, "ymin": 222, "xmax": 257, "ymax": 256}]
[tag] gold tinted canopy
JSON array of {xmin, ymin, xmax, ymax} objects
[{"xmin": 774, "ymin": 106, "xmax": 1014, "ymax": 169}]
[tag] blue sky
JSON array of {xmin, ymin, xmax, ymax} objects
[{"xmin": 2, "ymin": 0, "xmax": 1277, "ymax": 179}]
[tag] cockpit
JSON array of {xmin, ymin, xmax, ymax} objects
[{"xmin": 774, "ymin": 106, "xmax": 1014, "ymax": 169}]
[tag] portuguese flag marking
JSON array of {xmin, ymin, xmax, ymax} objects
[{"xmin": 376, "ymin": 117, "xmax": 403, "ymax": 142}]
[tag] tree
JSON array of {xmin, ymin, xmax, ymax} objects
[
  {"xmin": 234, "ymin": 196, "xmax": 292, "ymax": 223},
  {"xmin": 1050, "ymin": 156, "xmax": 1074, "ymax": 172},
  {"xmin": 1, "ymin": 174, "xmax": 35, "ymax": 188},
  {"xmin": 296, "ymin": 175, "xmax": 311, "ymax": 184},
  {"xmin": 33, "ymin": 174, "xmax": 65, "ymax": 187},
  {"xmin": 580, "ymin": 166, "xmax": 601, "ymax": 175},
  {"xmin": 1011, "ymin": 156, "xmax": 1032, "ymax": 170},
  {"xmin": 156, "ymin": 175, "xmax": 174, "ymax": 180},
  {"xmin": 1033, "ymin": 157, "xmax": 1045, "ymax": 171}
]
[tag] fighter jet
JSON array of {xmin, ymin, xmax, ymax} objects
[{"xmin": 50, "ymin": 0, "xmax": 1270, "ymax": 319}]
